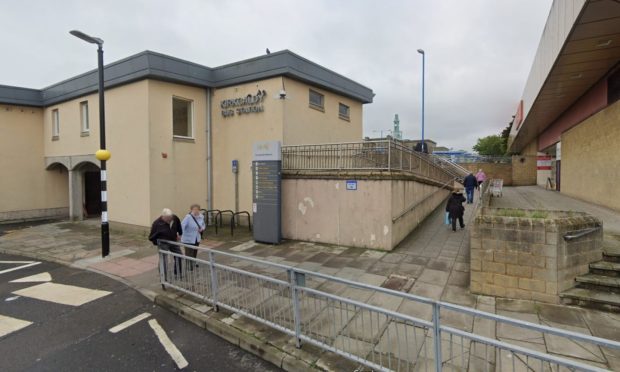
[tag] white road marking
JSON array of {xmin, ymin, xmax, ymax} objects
[
  {"xmin": 109, "ymin": 312, "xmax": 151, "ymax": 333},
  {"xmin": 0, "ymin": 261, "xmax": 41, "ymax": 275},
  {"xmin": 5, "ymin": 296, "xmax": 20, "ymax": 302},
  {"xmin": 12, "ymin": 282, "xmax": 111, "ymax": 306},
  {"xmin": 148, "ymin": 319, "xmax": 189, "ymax": 369},
  {"xmin": 10, "ymin": 272, "xmax": 52, "ymax": 283},
  {"xmin": 0, "ymin": 314, "xmax": 32, "ymax": 337}
]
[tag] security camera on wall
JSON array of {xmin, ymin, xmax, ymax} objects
[{"xmin": 279, "ymin": 90, "xmax": 287, "ymax": 99}]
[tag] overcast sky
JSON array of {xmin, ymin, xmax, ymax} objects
[{"xmin": 0, "ymin": 0, "xmax": 552, "ymax": 151}]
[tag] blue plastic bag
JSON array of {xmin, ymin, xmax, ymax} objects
[{"xmin": 444, "ymin": 212, "xmax": 450, "ymax": 225}]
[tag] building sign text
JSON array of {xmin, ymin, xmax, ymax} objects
[{"xmin": 221, "ymin": 90, "xmax": 267, "ymax": 118}]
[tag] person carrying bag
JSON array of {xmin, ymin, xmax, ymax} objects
[{"xmin": 181, "ymin": 204, "xmax": 206, "ymax": 261}]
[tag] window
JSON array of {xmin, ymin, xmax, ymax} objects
[
  {"xmin": 172, "ymin": 97, "xmax": 193, "ymax": 138},
  {"xmin": 309, "ymin": 89, "xmax": 324, "ymax": 110},
  {"xmin": 339, "ymin": 103, "xmax": 350, "ymax": 120},
  {"xmin": 80, "ymin": 101, "xmax": 89, "ymax": 134},
  {"xmin": 51, "ymin": 109, "xmax": 59, "ymax": 139}
]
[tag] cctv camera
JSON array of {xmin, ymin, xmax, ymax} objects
[{"xmin": 279, "ymin": 90, "xmax": 287, "ymax": 99}]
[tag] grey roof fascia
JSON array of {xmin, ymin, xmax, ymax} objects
[
  {"xmin": 41, "ymin": 52, "xmax": 151, "ymax": 106},
  {"xmin": 1, "ymin": 50, "xmax": 374, "ymax": 107},
  {"xmin": 0, "ymin": 85, "xmax": 43, "ymax": 107},
  {"xmin": 212, "ymin": 50, "xmax": 374, "ymax": 103}
]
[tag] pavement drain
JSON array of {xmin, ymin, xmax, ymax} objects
[{"xmin": 381, "ymin": 274, "xmax": 415, "ymax": 292}]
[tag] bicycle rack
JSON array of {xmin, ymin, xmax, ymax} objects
[
  {"xmin": 231, "ymin": 211, "xmax": 252, "ymax": 235},
  {"xmin": 215, "ymin": 210, "xmax": 234, "ymax": 235},
  {"xmin": 201, "ymin": 209, "xmax": 221, "ymax": 234}
]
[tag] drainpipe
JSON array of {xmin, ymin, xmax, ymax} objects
[{"xmin": 206, "ymin": 88, "xmax": 213, "ymax": 211}]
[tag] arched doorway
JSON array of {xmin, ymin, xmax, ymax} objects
[
  {"xmin": 73, "ymin": 161, "xmax": 101, "ymax": 219},
  {"xmin": 45, "ymin": 155, "xmax": 101, "ymax": 221}
]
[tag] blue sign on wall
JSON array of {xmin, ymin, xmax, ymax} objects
[
  {"xmin": 346, "ymin": 180, "xmax": 357, "ymax": 191},
  {"xmin": 232, "ymin": 159, "xmax": 239, "ymax": 173}
]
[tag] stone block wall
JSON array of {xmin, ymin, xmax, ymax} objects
[
  {"xmin": 471, "ymin": 208, "xmax": 602, "ymax": 303},
  {"xmin": 459, "ymin": 163, "xmax": 513, "ymax": 186}
]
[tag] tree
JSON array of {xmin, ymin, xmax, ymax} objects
[{"xmin": 473, "ymin": 135, "xmax": 506, "ymax": 156}]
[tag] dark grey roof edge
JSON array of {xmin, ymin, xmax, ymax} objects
[
  {"xmin": 0, "ymin": 84, "xmax": 43, "ymax": 107},
  {"xmin": 0, "ymin": 50, "xmax": 374, "ymax": 106}
]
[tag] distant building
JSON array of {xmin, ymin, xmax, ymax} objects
[
  {"xmin": 392, "ymin": 114, "xmax": 402, "ymax": 140},
  {"xmin": 401, "ymin": 139, "xmax": 437, "ymax": 153}
]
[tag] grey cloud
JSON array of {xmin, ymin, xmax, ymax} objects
[{"xmin": 0, "ymin": 0, "xmax": 551, "ymax": 151}]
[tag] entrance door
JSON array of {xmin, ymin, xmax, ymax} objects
[{"xmin": 84, "ymin": 171, "xmax": 102, "ymax": 216}]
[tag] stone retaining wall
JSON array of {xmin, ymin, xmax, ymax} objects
[{"xmin": 471, "ymin": 207, "xmax": 602, "ymax": 303}]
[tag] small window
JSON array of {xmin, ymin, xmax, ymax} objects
[
  {"xmin": 339, "ymin": 103, "xmax": 350, "ymax": 120},
  {"xmin": 309, "ymin": 89, "xmax": 324, "ymax": 110},
  {"xmin": 52, "ymin": 109, "xmax": 59, "ymax": 139},
  {"xmin": 80, "ymin": 101, "xmax": 89, "ymax": 134},
  {"xmin": 173, "ymin": 97, "xmax": 193, "ymax": 138}
]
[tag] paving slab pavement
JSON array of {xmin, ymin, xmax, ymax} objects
[
  {"xmin": 1, "ymin": 191, "xmax": 619, "ymax": 370},
  {"xmin": 493, "ymin": 186, "xmax": 620, "ymax": 235}
]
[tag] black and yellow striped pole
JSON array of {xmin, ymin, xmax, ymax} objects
[{"xmin": 70, "ymin": 30, "xmax": 110, "ymax": 257}]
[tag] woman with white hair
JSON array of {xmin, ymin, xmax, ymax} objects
[{"xmin": 149, "ymin": 208, "xmax": 183, "ymax": 279}]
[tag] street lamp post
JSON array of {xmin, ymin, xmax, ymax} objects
[
  {"xmin": 70, "ymin": 30, "xmax": 110, "ymax": 257},
  {"xmin": 417, "ymin": 49, "xmax": 426, "ymax": 153}
]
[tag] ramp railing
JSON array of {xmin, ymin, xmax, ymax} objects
[
  {"xmin": 282, "ymin": 140, "xmax": 454, "ymax": 184},
  {"xmin": 158, "ymin": 240, "xmax": 620, "ymax": 372}
]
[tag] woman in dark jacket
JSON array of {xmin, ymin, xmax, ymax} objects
[
  {"xmin": 149, "ymin": 208, "xmax": 183, "ymax": 279},
  {"xmin": 446, "ymin": 189, "xmax": 466, "ymax": 232}
]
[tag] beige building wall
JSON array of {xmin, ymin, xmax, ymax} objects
[
  {"xmin": 211, "ymin": 77, "xmax": 285, "ymax": 214},
  {"xmin": 0, "ymin": 105, "xmax": 68, "ymax": 220},
  {"xmin": 2, "ymin": 76, "xmax": 368, "ymax": 226},
  {"xmin": 106, "ymin": 81, "xmax": 151, "ymax": 227},
  {"xmin": 211, "ymin": 76, "xmax": 365, "ymax": 214},
  {"xmin": 40, "ymin": 82, "xmax": 152, "ymax": 227},
  {"xmin": 148, "ymin": 80, "xmax": 209, "ymax": 223},
  {"xmin": 282, "ymin": 77, "xmax": 363, "ymax": 145},
  {"xmin": 561, "ymin": 100, "xmax": 620, "ymax": 211},
  {"xmin": 43, "ymin": 93, "xmax": 100, "ymax": 157}
]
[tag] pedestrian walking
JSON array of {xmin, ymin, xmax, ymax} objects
[
  {"xmin": 463, "ymin": 173, "xmax": 477, "ymax": 204},
  {"xmin": 476, "ymin": 168, "xmax": 487, "ymax": 189},
  {"xmin": 446, "ymin": 189, "xmax": 466, "ymax": 232},
  {"xmin": 181, "ymin": 204, "xmax": 205, "ymax": 265},
  {"xmin": 149, "ymin": 208, "xmax": 183, "ymax": 279}
]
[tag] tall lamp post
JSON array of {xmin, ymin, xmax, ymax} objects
[
  {"xmin": 70, "ymin": 30, "xmax": 111, "ymax": 257},
  {"xmin": 417, "ymin": 49, "xmax": 426, "ymax": 153}
]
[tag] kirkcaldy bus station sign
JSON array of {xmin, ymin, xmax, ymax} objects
[{"xmin": 221, "ymin": 90, "xmax": 267, "ymax": 118}]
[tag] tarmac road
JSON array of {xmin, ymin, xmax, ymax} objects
[{"xmin": 0, "ymin": 252, "xmax": 281, "ymax": 372}]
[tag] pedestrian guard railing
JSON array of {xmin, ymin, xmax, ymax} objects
[
  {"xmin": 158, "ymin": 240, "xmax": 620, "ymax": 372},
  {"xmin": 282, "ymin": 140, "xmax": 454, "ymax": 185}
]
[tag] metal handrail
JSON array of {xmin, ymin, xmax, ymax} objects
[
  {"xmin": 281, "ymin": 139, "xmax": 454, "ymax": 184},
  {"xmin": 392, "ymin": 177, "xmax": 456, "ymax": 222},
  {"xmin": 157, "ymin": 239, "xmax": 620, "ymax": 372},
  {"xmin": 564, "ymin": 227, "xmax": 601, "ymax": 241}
]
